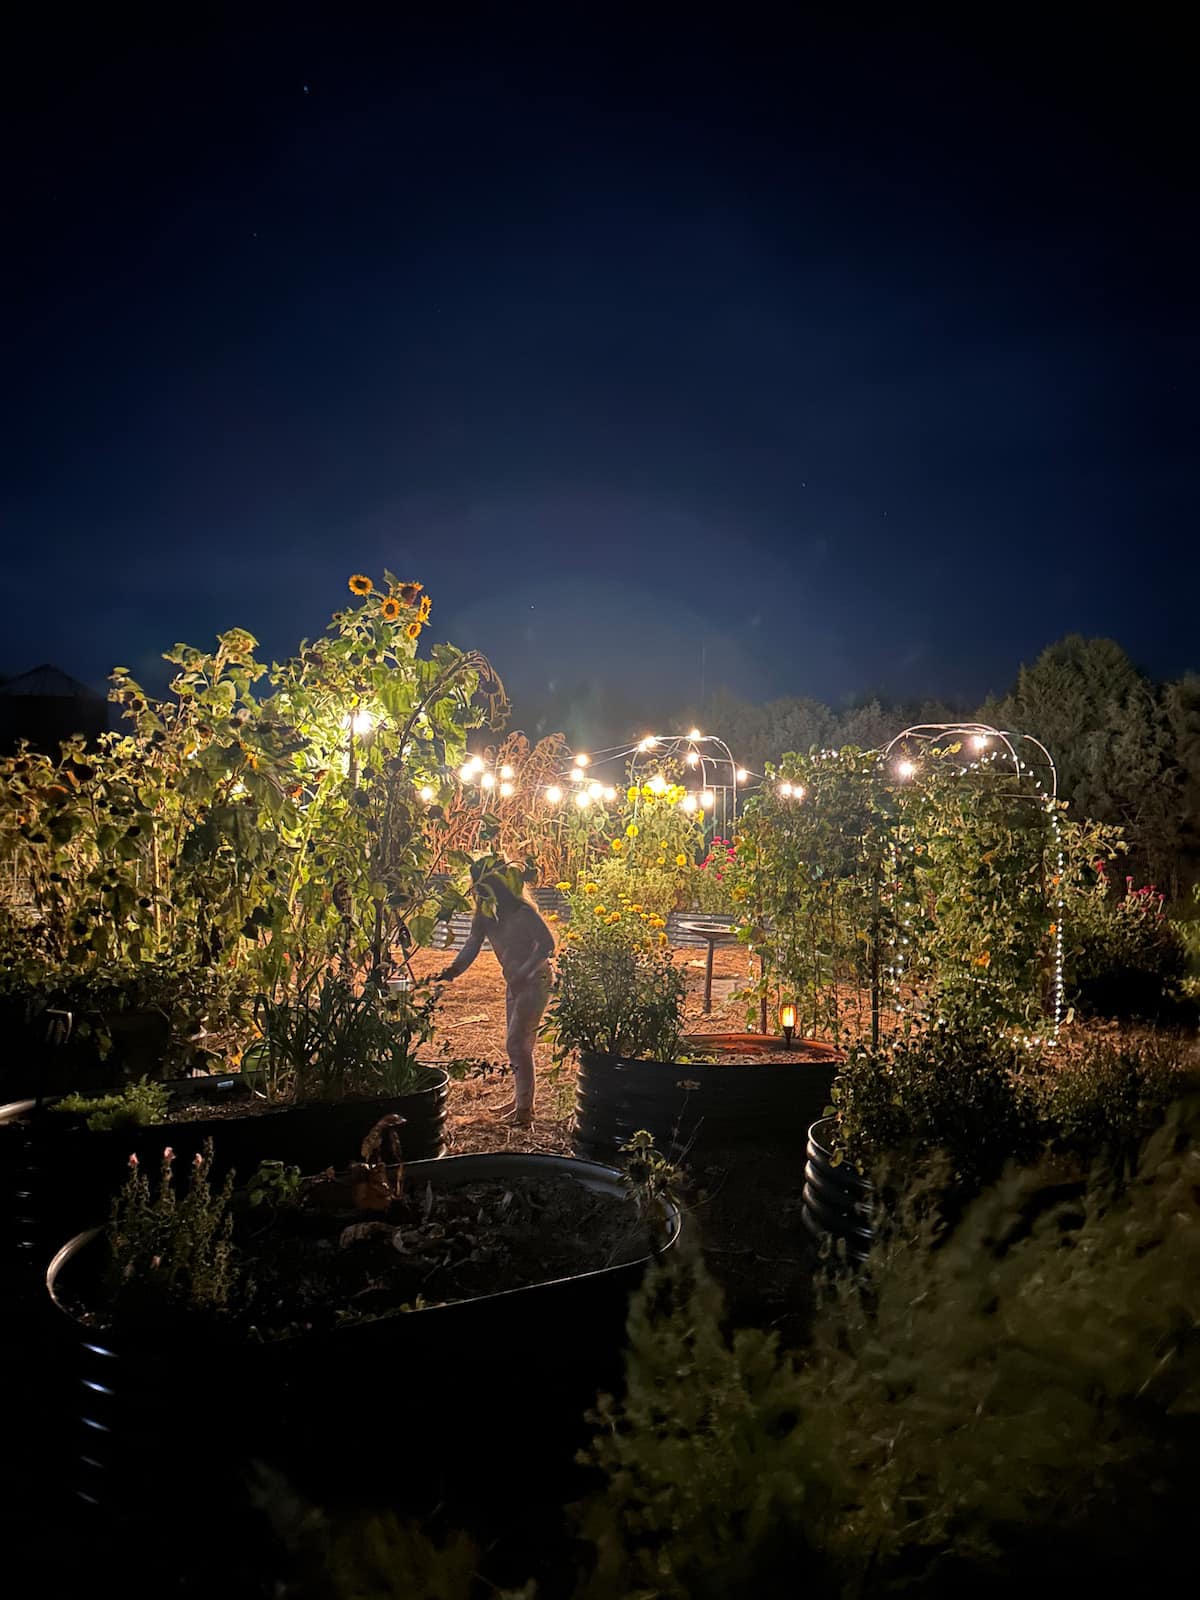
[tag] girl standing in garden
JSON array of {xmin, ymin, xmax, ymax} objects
[{"xmin": 438, "ymin": 857, "xmax": 555, "ymax": 1126}]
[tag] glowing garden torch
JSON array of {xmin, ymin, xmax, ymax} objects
[{"xmin": 779, "ymin": 1002, "xmax": 797, "ymax": 1048}]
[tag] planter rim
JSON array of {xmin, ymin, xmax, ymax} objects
[
  {"xmin": 580, "ymin": 1039, "xmax": 843, "ymax": 1069},
  {"xmin": 807, "ymin": 1116, "xmax": 873, "ymax": 1189},
  {"xmin": 46, "ymin": 1151, "xmax": 681, "ymax": 1346},
  {"xmin": 2, "ymin": 1065, "xmax": 450, "ymax": 1127}
]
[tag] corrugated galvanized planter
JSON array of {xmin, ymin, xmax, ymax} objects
[{"xmin": 800, "ymin": 1116, "xmax": 874, "ymax": 1262}]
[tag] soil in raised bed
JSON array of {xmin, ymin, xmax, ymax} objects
[{"xmin": 66, "ymin": 1169, "xmax": 654, "ymax": 1336}]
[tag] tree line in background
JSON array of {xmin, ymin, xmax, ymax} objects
[{"xmin": 683, "ymin": 636, "xmax": 1198, "ymax": 902}]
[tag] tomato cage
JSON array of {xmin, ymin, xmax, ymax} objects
[{"xmin": 880, "ymin": 723, "xmax": 1063, "ymax": 1045}]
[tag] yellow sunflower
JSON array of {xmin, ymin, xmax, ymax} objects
[
  {"xmin": 625, "ymin": 823, "xmax": 638, "ymax": 838},
  {"xmin": 380, "ymin": 597, "xmax": 402, "ymax": 621},
  {"xmin": 610, "ymin": 839, "xmax": 623, "ymax": 853},
  {"xmin": 348, "ymin": 574, "xmax": 373, "ymax": 596},
  {"xmin": 405, "ymin": 621, "xmax": 421, "ymax": 640},
  {"xmin": 398, "ymin": 581, "xmax": 423, "ymax": 606},
  {"xmin": 675, "ymin": 853, "xmax": 688, "ymax": 868},
  {"xmin": 417, "ymin": 593, "xmax": 432, "ymax": 622}
]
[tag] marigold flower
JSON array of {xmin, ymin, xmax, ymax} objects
[
  {"xmin": 594, "ymin": 903, "xmax": 607, "ymax": 916},
  {"xmin": 555, "ymin": 881, "xmax": 571, "ymax": 892},
  {"xmin": 405, "ymin": 621, "xmax": 421, "ymax": 640},
  {"xmin": 380, "ymin": 597, "xmax": 402, "ymax": 621},
  {"xmin": 625, "ymin": 823, "xmax": 639, "ymax": 838},
  {"xmin": 658, "ymin": 931, "xmax": 669, "ymax": 945},
  {"xmin": 583, "ymin": 882, "xmax": 598, "ymax": 894},
  {"xmin": 648, "ymin": 914, "xmax": 666, "ymax": 929},
  {"xmin": 348, "ymin": 574, "xmax": 373, "ymax": 595},
  {"xmin": 611, "ymin": 839, "xmax": 623, "ymax": 853},
  {"xmin": 546, "ymin": 912, "xmax": 558, "ymax": 923},
  {"xmin": 656, "ymin": 858, "xmax": 667, "ymax": 868},
  {"xmin": 675, "ymin": 853, "xmax": 688, "ymax": 867},
  {"xmin": 630, "ymin": 903, "xmax": 643, "ymax": 913},
  {"xmin": 606, "ymin": 911, "xmax": 621, "ymax": 924}
]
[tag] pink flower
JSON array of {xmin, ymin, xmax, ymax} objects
[
  {"xmin": 128, "ymin": 1153, "xmax": 138, "ymax": 1168},
  {"xmin": 163, "ymin": 1147, "xmax": 175, "ymax": 1162}
]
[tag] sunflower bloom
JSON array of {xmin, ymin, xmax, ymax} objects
[
  {"xmin": 417, "ymin": 593, "xmax": 432, "ymax": 622},
  {"xmin": 380, "ymin": 597, "xmax": 402, "ymax": 621},
  {"xmin": 625, "ymin": 823, "xmax": 639, "ymax": 838},
  {"xmin": 348, "ymin": 574, "xmax": 373, "ymax": 596},
  {"xmin": 398, "ymin": 582, "xmax": 423, "ymax": 605},
  {"xmin": 611, "ymin": 839, "xmax": 623, "ymax": 853},
  {"xmin": 405, "ymin": 621, "xmax": 421, "ymax": 640},
  {"xmin": 676, "ymin": 853, "xmax": 688, "ymax": 868}
]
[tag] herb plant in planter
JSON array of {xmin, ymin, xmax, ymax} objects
[
  {"xmin": 44, "ymin": 1127, "xmax": 682, "ymax": 1522},
  {"xmin": 552, "ymin": 891, "xmax": 839, "ymax": 1164}
]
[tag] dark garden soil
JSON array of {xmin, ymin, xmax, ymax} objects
[{"xmin": 66, "ymin": 1169, "xmax": 653, "ymax": 1336}]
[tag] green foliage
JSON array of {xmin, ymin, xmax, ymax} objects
[
  {"xmin": 578, "ymin": 1100, "xmax": 1200, "ymax": 1596},
  {"xmin": 55, "ymin": 1076, "xmax": 170, "ymax": 1132},
  {"xmin": 106, "ymin": 1140, "xmax": 237, "ymax": 1319},
  {"xmin": 251, "ymin": 968, "xmax": 438, "ymax": 1103},
  {"xmin": 246, "ymin": 1159, "xmax": 303, "ymax": 1211},
  {"xmin": 691, "ymin": 835, "xmax": 746, "ymax": 915},
  {"xmin": 619, "ymin": 1128, "xmax": 682, "ymax": 1234},
  {"xmin": 830, "ymin": 1023, "xmax": 1039, "ymax": 1195},
  {"xmin": 1034, "ymin": 1033, "xmax": 1198, "ymax": 1171},
  {"xmin": 546, "ymin": 892, "xmax": 685, "ymax": 1061},
  {"xmin": 1066, "ymin": 853, "xmax": 1188, "ymax": 1018}
]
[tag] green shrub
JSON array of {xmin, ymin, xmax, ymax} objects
[
  {"xmin": 55, "ymin": 1076, "xmax": 170, "ymax": 1131},
  {"xmin": 106, "ymin": 1139, "xmax": 238, "ymax": 1320},
  {"xmin": 578, "ymin": 1099, "xmax": 1200, "ymax": 1596},
  {"xmin": 546, "ymin": 895, "xmax": 685, "ymax": 1061},
  {"xmin": 829, "ymin": 1023, "xmax": 1039, "ymax": 1196},
  {"xmin": 1066, "ymin": 860, "xmax": 1188, "ymax": 1018},
  {"xmin": 1034, "ymin": 1032, "xmax": 1198, "ymax": 1171}
]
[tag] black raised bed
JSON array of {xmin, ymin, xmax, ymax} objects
[
  {"xmin": 1, "ymin": 1066, "xmax": 449, "ymax": 1301},
  {"xmin": 800, "ymin": 1116, "xmax": 874, "ymax": 1262},
  {"xmin": 43, "ymin": 1151, "xmax": 682, "ymax": 1525},
  {"xmin": 572, "ymin": 1036, "xmax": 841, "ymax": 1165}
]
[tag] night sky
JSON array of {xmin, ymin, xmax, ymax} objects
[{"xmin": 4, "ymin": 8, "xmax": 1196, "ymax": 727}]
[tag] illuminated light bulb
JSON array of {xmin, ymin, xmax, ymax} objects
[
  {"xmin": 480, "ymin": 771, "xmax": 495, "ymax": 790},
  {"xmin": 686, "ymin": 751, "xmax": 699, "ymax": 767},
  {"xmin": 574, "ymin": 753, "xmax": 590, "ymax": 768},
  {"xmin": 700, "ymin": 791, "xmax": 715, "ymax": 809},
  {"xmin": 466, "ymin": 754, "xmax": 484, "ymax": 774},
  {"xmin": 545, "ymin": 785, "xmax": 562, "ymax": 803},
  {"xmin": 602, "ymin": 785, "xmax": 616, "ymax": 802},
  {"xmin": 682, "ymin": 794, "xmax": 698, "ymax": 813},
  {"xmin": 499, "ymin": 781, "xmax": 514, "ymax": 798},
  {"xmin": 971, "ymin": 734, "xmax": 988, "ymax": 752},
  {"xmin": 499, "ymin": 764, "xmax": 514, "ymax": 780},
  {"xmin": 348, "ymin": 709, "xmax": 374, "ymax": 738},
  {"xmin": 574, "ymin": 790, "xmax": 591, "ymax": 809},
  {"xmin": 587, "ymin": 781, "xmax": 603, "ymax": 799},
  {"xmin": 896, "ymin": 759, "xmax": 916, "ymax": 780},
  {"xmin": 648, "ymin": 774, "xmax": 667, "ymax": 794},
  {"xmin": 795, "ymin": 785, "xmax": 806, "ymax": 800},
  {"xmin": 778, "ymin": 781, "xmax": 793, "ymax": 797},
  {"xmin": 419, "ymin": 785, "xmax": 434, "ymax": 802},
  {"xmin": 735, "ymin": 768, "xmax": 748, "ymax": 783},
  {"xmin": 458, "ymin": 762, "xmax": 474, "ymax": 781},
  {"xmin": 688, "ymin": 728, "xmax": 702, "ymax": 740},
  {"xmin": 569, "ymin": 767, "xmax": 584, "ymax": 783}
]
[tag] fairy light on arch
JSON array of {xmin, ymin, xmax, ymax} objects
[{"xmin": 880, "ymin": 723, "xmax": 1063, "ymax": 1044}]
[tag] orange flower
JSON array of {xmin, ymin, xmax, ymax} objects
[
  {"xmin": 348, "ymin": 574, "xmax": 373, "ymax": 596},
  {"xmin": 380, "ymin": 597, "xmax": 402, "ymax": 621}
]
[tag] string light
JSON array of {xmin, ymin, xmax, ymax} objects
[
  {"xmin": 971, "ymin": 734, "xmax": 989, "ymax": 751},
  {"xmin": 480, "ymin": 771, "xmax": 495, "ymax": 790},
  {"xmin": 686, "ymin": 751, "xmax": 699, "ymax": 767},
  {"xmin": 499, "ymin": 764, "xmax": 514, "ymax": 780},
  {"xmin": 347, "ymin": 709, "xmax": 374, "ymax": 738},
  {"xmin": 458, "ymin": 762, "xmax": 474, "ymax": 781},
  {"xmin": 602, "ymin": 785, "xmax": 617, "ymax": 802},
  {"xmin": 574, "ymin": 753, "xmax": 590, "ymax": 768},
  {"xmin": 574, "ymin": 790, "xmax": 591, "ymax": 809},
  {"xmin": 736, "ymin": 768, "xmax": 749, "ymax": 783},
  {"xmin": 466, "ymin": 754, "xmax": 484, "ymax": 775},
  {"xmin": 688, "ymin": 728, "xmax": 702, "ymax": 739},
  {"xmin": 587, "ymin": 781, "xmax": 603, "ymax": 799},
  {"xmin": 682, "ymin": 794, "xmax": 698, "ymax": 813},
  {"xmin": 700, "ymin": 791, "xmax": 715, "ymax": 809},
  {"xmin": 648, "ymin": 774, "xmax": 667, "ymax": 794},
  {"xmin": 545, "ymin": 785, "xmax": 562, "ymax": 803},
  {"xmin": 778, "ymin": 781, "xmax": 793, "ymax": 797},
  {"xmin": 895, "ymin": 759, "xmax": 916, "ymax": 780},
  {"xmin": 499, "ymin": 781, "xmax": 514, "ymax": 798},
  {"xmin": 419, "ymin": 785, "xmax": 434, "ymax": 802},
  {"xmin": 569, "ymin": 767, "xmax": 584, "ymax": 783}
]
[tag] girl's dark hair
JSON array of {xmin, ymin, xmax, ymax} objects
[{"xmin": 475, "ymin": 870, "xmax": 525, "ymax": 917}]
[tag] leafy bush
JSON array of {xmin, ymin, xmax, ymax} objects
[
  {"xmin": 546, "ymin": 891, "xmax": 685, "ymax": 1061},
  {"xmin": 55, "ymin": 1076, "xmax": 170, "ymax": 1132},
  {"xmin": 830, "ymin": 1022, "xmax": 1039, "ymax": 1196},
  {"xmin": 578, "ymin": 1099, "xmax": 1200, "ymax": 1596},
  {"xmin": 1033, "ymin": 1032, "xmax": 1198, "ymax": 1171},
  {"xmin": 106, "ymin": 1140, "xmax": 238, "ymax": 1320},
  {"xmin": 1066, "ymin": 858, "xmax": 1188, "ymax": 1018}
]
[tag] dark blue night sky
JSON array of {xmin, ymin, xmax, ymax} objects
[{"xmin": 3, "ymin": 8, "xmax": 1196, "ymax": 719}]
